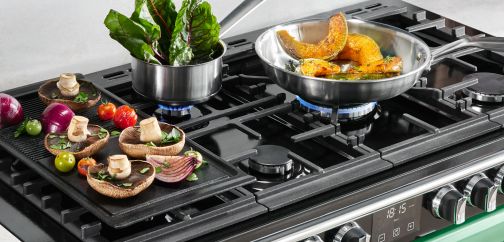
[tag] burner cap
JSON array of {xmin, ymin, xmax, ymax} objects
[
  {"xmin": 463, "ymin": 72, "xmax": 504, "ymax": 102},
  {"xmin": 296, "ymin": 96, "xmax": 376, "ymax": 120},
  {"xmin": 156, "ymin": 104, "xmax": 192, "ymax": 117},
  {"xmin": 249, "ymin": 145, "xmax": 293, "ymax": 175}
]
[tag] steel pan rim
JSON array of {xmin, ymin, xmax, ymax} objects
[
  {"xmin": 132, "ymin": 85, "xmax": 222, "ymax": 106},
  {"xmin": 254, "ymin": 18, "xmax": 432, "ymax": 84}
]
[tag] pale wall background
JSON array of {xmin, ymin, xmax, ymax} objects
[{"xmin": 0, "ymin": 0, "xmax": 368, "ymax": 91}]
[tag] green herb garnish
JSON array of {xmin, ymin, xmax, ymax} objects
[
  {"xmin": 96, "ymin": 170, "xmax": 110, "ymax": 181},
  {"xmin": 73, "ymin": 92, "xmax": 89, "ymax": 103},
  {"xmin": 383, "ymin": 55, "xmax": 394, "ymax": 63},
  {"xmin": 146, "ymin": 141, "xmax": 157, "ymax": 147},
  {"xmin": 139, "ymin": 167, "xmax": 150, "ymax": 174},
  {"xmin": 91, "ymin": 128, "xmax": 108, "ymax": 139},
  {"xmin": 110, "ymin": 131, "xmax": 121, "ymax": 137},
  {"xmin": 59, "ymin": 135, "xmax": 66, "ymax": 139},
  {"xmin": 155, "ymin": 167, "xmax": 162, "ymax": 173},
  {"xmin": 186, "ymin": 173, "xmax": 198, "ymax": 182},
  {"xmin": 14, "ymin": 119, "xmax": 28, "ymax": 138},
  {"xmin": 98, "ymin": 128, "xmax": 108, "ymax": 139},
  {"xmin": 51, "ymin": 92, "xmax": 58, "ymax": 99},
  {"xmin": 161, "ymin": 128, "xmax": 181, "ymax": 144},
  {"xmin": 285, "ymin": 60, "xmax": 298, "ymax": 72},
  {"xmin": 50, "ymin": 140, "xmax": 71, "ymax": 150},
  {"xmin": 162, "ymin": 161, "xmax": 170, "ymax": 168},
  {"xmin": 48, "ymin": 134, "xmax": 58, "ymax": 138},
  {"xmin": 120, "ymin": 182, "xmax": 133, "ymax": 187}
]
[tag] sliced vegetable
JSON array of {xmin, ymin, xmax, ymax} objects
[
  {"xmin": 113, "ymin": 105, "xmax": 137, "ymax": 129},
  {"xmin": 97, "ymin": 102, "xmax": 116, "ymax": 121},
  {"xmin": 276, "ymin": 13, "xmax": 347, "ymax": 60},
  {"xmin": 54, "ymin": 151, "xmax": 76, "ymax": 173},
  {"xmin": 77, "ymin": 157, "xmax": 97, "ymax": 177},
  {"xmin": 0, "ymin": 93, "xmax": 24, "ymax": 129},
  {"xmin": 110, "ymin": 130, "xmax": 121, "ymax": 137},
  {"xmin": 41, "ymin": 103, "xmax": 75, "ymax": 133},
  {"xmin": 184, "ymin": 149, "xmax": 203, "ymax": 168},
  {"xmin": 146, "ymin": 155, "xmax": 198, "ymax": 183}
]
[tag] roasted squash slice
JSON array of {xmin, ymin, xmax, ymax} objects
[
  {"xmin": 277, "ymin": 13, "xmax": 348, "ymax": 60},
  {"xmin": 337, "ymin": 33, "xmax": 383, "ymax": 65},
  {"xmin": 348, "ymin": 56, "xmax": 403, "ymax": 74},
  {"xmin": 299, "ymin": 58, "xmax": 341, "ymax": 77}
]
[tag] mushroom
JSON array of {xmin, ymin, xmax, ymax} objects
[
  {"xmin": 57, "ymin": 73, "xmax": 80, "ymax": 97},
  {"xmin": 87, "ymin": 160, "xmax": 154, "ymax": 199},
  {"xmin": 44, "ymin": 124, "xmax": 109, "ymax": 159},
  {"xmin": 119, "ymin": 121, "xmax": 185, "ymax": 158},
  {"xmin": 107, "ymin": 155, "xmax": 131, "ymax": 180},
  {"xmin": 139, "ymin": 117, "xmax": 162, "ymax": 143},
  {"xmin": 67, "ymin": 116, "xmax": 91, "ymax": 143},
  {"xmin": 38, "ymin": 74, "xmax": 101, "ymax": 111}
]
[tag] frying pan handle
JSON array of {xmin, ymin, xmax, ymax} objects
[{"xmin": 431, "ymin": 36, "xmax": 504, "ymax": 62}]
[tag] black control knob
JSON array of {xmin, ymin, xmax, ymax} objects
[
  {"xmin": 332, "ymin": 222, "xmax": 370, "ymax": 242},
  {"xmin": 463, "ymin": 173, "xmax": 498, "ymax": 212},
  {"xmin": 431, "ymin": 185, "xmax": 466, "ymax": 224}
]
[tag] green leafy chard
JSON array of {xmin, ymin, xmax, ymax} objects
[
  {"xmin": 169, "ymin": 0, "xmax": 220, "ymax": 65},
  {"xmin": 104, "ymin": 9, "xmax": 162, "ymax": 64},
  {"xmin": 144, "ymin": 0, "xmax": 177, "ymax": 57},
  {"xmin": 104, "ymin": 0, "xmax": 220, "ymax": 66}
]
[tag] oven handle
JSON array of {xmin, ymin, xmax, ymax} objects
[{"xmin": 255, "ymin": 150, "xmax": 504, "ymax": 242}]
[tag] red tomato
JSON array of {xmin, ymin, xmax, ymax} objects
[
  {"xmin": 113, "ymin": 105, "xmax": 137, "ymax": 129},
  {"xmin": 77, "ymin": 157, "xmax": 96, "ymax": 177},
  {"xmin": 97, "ymin": 102, "xmax": 116, "ymax": 121}
]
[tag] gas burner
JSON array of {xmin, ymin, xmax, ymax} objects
[
  {"xmin": 295, "ymin": 96, "xmax": 377, "ymax": 120},
  {"xmin": 462, "ymin": 73, "xmax": 504, "ymax": 103},
  {"xmin": 249, "ymin": 145, "xmax": 293, "ymax": 175},
  {"xmin": 155, "ymin": 104, "xmax": 192, "ymax": 117},
  {"xmin": 239, "ymin": 145, "xmax": 310, "ymax": 192}
]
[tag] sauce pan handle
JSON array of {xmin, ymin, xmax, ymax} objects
[
  {"xmin": 219, "ymin": 0, "xmax": 266, "ymax": 38},
  {"xmin": 431, "ymin": 36, "xmax": 504, "ymax": 62}
]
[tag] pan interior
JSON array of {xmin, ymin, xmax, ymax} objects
[{"xmin": 256, "ymin": 19, "xmax": 430, "ymax": 80}]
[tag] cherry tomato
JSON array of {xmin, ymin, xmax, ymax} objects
[
  {"xmin": 97, "ymin": 102, "xmax": 116, "ymax": 121},
  {"xmin": 54, "ymin": 152, "xmax": 76, "ymax": 173},
  {"xmin": 25, "ymin": 119, "xmax": 42, "ymax": 136},
  {"xmin": 113, "ymin": 105, "xmax": 137, "ymax": 129},
  {"xmin": 77, "ymin": 157, "xmax": 97, "ymax": 177}
]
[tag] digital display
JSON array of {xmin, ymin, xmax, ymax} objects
[{"xmin": 372, "ymin": 197, "xmax": 421, "ymax": 242}]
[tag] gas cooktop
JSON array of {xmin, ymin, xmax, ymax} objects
[{"xmin": 3, "ymin": 0, "xmax": 504, "ymax": 241}]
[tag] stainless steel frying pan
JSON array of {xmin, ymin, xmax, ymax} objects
[{"xmin": 255, "ymin": 18, "xmax": 504, "ymax": 107}]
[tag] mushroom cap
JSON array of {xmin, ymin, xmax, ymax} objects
[
  {"xmin": 38, "ymin": 79, "xmax": 101, "ymax": 111},
  {"xmin": 44, "ymin": 124, "xmax": 109, "ymax": 160},
  {"xmin": 87, "ymin": 161, "xmax": 155, "ymax": 199},
  {"xmin": 118, "ymin": 123, "xmax": 185, "ymax": 159}
]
